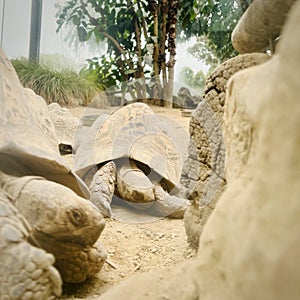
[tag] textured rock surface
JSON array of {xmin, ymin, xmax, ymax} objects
[
  {"xmin": 232, "ymin": 0, "xmax": 296, "ymax": 53},
  {"xmin": 48, "ymin": 102, "xmax": 81, "ymax": 151},
  {"xmin": 97, "ymin": 2, "xmax": 300, "ymax": 299},
  {"xmin": 0, "ymin": 190, "xmax": 62, "ymax": 299},
  {"xmin": 174, "ymin": 87, "xmax": 200, "ymax": 109},
  {"xmin": 196, "ymin": 3, "xmax": 300, "ymax": 297},
  {"xmin": 181, "ymin": 53, "xmax": 269, "ymax": 248}
]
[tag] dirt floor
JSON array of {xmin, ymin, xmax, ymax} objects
[
  {"xmin": 59, "ymin": 105, "xmax": 195, "ymax": 299},
  {"xmin": 61, "ymin": 217, "xmax": 195, "ymax": 299}
]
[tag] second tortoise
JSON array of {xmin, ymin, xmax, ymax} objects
[{"xmin": 74, "ymin": 103, "xmax": 190, "ymax": 218}]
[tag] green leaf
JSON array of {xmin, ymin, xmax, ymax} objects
[
  {"xmin": 124, "ymin": 69, "xmax": 136, "ymax": 74},
  {"xmin": 86, "ymin": 30, "xmax": 93, "ymax": 41},
  {"xmin": 94, "ymin": 29, "xmax": 104, "ymax": 42},
  {"xmin": 78, "ymin": 26, "xmax": 87, "ymax": 42},
  {"xmin": 72, "ymin": 15, "xmax": 80, "ymax": 25}
]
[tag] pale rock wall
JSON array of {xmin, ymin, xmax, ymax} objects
[
  {"xmin": 232, "ymin": 0, "xmax": 296, "ymax": 53},
  {"xmin": 98, "ymin": 1, "xmax": 300, "ymax": 299},
  {"xmin": 181, "ymin": 53, "xmax": 269, "ymax": 248},
  {"xmin": 196, "ymin": 2, "xmax": 300, "ymax": 297}
]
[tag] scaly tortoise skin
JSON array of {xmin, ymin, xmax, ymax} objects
[
  {"xmin": 74, "ymin": 103, "xmax": 190, "ymax": 218},
  {"xmin": 0, "ymin": 172, "xmax": 107, "ymax": 284},
  {"xmin": 0, "ymin": 189, "xmax": 62, "ymax": 300},
  {"xmin": 0, "ymin": 48, "xmax": 107, "ymax": 295}
]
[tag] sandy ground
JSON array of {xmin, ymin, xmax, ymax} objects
[{"xmin": 59, "ymin": 105, "xmax": 194, "ymax": 299}]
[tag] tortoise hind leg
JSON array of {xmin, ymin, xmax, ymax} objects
[
  {"xmin": 150, "ymin": 185, "xmax": 190, "ymax": 219},
  {"xmin": 116, "ymin": 159, "xmax": 155, "ymax": 204}
]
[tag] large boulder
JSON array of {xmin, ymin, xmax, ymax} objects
[
  {"xmin": 232, "ymin": 0, "xmax": 296, "ymax": 53},
  {"xmin": 97, "ymin": 1, "xmax": 300, "ymax": 299},
  {"xmin": 181, "ymin": 53, "xmax": 269, "ymax": 248}
]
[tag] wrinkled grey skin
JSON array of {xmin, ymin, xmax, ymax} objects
[
  {"xmin": 88, "ymin": 160, "xmax": 190, "ymax": 219},
  {"xmin": 89, "ymin": 161, "xmax": 117, "ymax": 218},
  {"xmin": 0, "ymin": 189, "xmax": 62, "ymax": 299}
]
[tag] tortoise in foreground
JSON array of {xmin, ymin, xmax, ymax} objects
[
  {"xmin": 0, "ymin": 189, "xmax": 62, "ymax": 299},
  {"xmin": 0, "ymin": 171, "xmax": 106, "ymax": 284},
  {"xmin": 74, "ymin": 103, "xmax": 190, "ymax": 218},
  {"xmin": 0, "ymin": 49, "xmax": 108, "ymax": 297}
]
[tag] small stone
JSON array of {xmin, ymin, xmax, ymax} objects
[
  {"xmin": 32, "ymin": 291, "xmax": 42, "ymax": 299},
  {"xmin": 25, "ymin": 279, "xmax": 36, "ymax": 291},
  {"xmin": 11, "ymin": 275, "xmax": 21, "ymax": 285},
  {"xmin": 19, "ymin": 270, "xmax": 28, "ymax": 281},
  {"xmin": 144, "ymin": 230, "xmax": 152, "ymax": 237},
  {"xmin": 160, "ymin": 295, "xmax": 170, "ymax": 300}
]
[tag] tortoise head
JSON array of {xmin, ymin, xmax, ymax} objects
[{"xmin": 14, "ymin": 179, "xmax": 105, "ymax": 248}]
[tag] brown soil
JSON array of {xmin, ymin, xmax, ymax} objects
[
  {"xmin": 61, "ymin": 217, "xmax": 195, "ymax": 299},
  {"xmin": 59, "ymin": 105, "xmax": 194, "ymax": 299}
]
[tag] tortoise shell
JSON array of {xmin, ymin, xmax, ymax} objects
[{"xmin": 74, "ymin": 103, "xmax": 182, "ymax": 191}]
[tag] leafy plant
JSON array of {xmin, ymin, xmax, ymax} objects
[
  {"xmin": 56, "ymin": 0, "xmax": 180, "ymax": 106},
  {"xmin": 187, "ymin": 35, "xmax": 221, "ymax": 73},
  {"xmin": 56, "ymin": 0, "xmax": 246, "ymax": 104},
  {"xmin": 11, "ymin": 58, "xmax": 99, "ymax": 106},
  {"xmin": 179, "ymin": 67, "xmax": 206, "ymax": 92},
  {"xmin": 178, "ymin": 0, "xmax": 250, "ymax": 64}
]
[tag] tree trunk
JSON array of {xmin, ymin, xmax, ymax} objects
[
  {"xmin": 148, "ymin": 0, "xmax": 162, "ymax": 105},
  {"xmin": 164, "ymin": 0, "xmax": 178, "ymax": 108},
  {"xmin": 160, "ymin": 0, "xmax": 168, "ymax": 106},
  {"xmin": 133, "ymin": 15, "xmax": 147, "ymax": 100}
]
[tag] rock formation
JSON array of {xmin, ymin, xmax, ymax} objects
[
  {"xmin": 181, "ymin": 53, "xmax": 269, "ymax": 248},
  {"xmin": 97, "ymin": 1, "xmax": 300, "ymax": 299},
  {"xmin": 232, "ymin": 0, "xmax": 296, "ymax": 53}
]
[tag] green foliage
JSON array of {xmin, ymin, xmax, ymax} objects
[
  {"xmin": 40, "ymin": 54, "xmax": 78, "ymax": 72},
  {"xmin": 56, "ymin": 0, "xmax": 148, "ymax": 86},
  {"xmin": 187, "ymin": 35, "xmax": 220, "ymax": 73},
  {"xmin": 179, "ymin": 67, "xmax": 206, "ymax": 91},
  {"xmin": 80, "ymin": 55, "xmax": 117, "ymax": 89},
  {"xmin": 56, "ymin": 0, "xmax": 179, "ymax": 99},
  {"xmin": 11, "ymin": 58, "xmax": 99, "ymax": 106},
  {"xmin": 56, "ymin": 0, "xmax": 246, "ymax": 96},
  {"xmin": 178, "ymin": 0, "xmax": 246, "ymax": 62}
]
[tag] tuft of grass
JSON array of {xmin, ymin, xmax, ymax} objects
[{"xmin": 11, "ymin": 58, "xmax": 100, "ymax": 106}]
